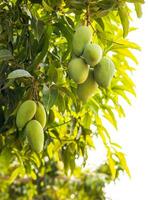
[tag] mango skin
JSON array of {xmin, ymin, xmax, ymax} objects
[
  {"xmin": 68, "ymin": 58, "xmax": 89, "ymax": 84},
  {"xmin": 94, "ymin": 57, "xmax": 115, "ymax": 88},
  {"xmin": 16, "ymin": 100, "xmax": 36, "ymax": 130},
  {"xmin": 25, "ymin": 120, "xmax": 44, "ymax": 153},
  {"xmin": 83, "ymin": 43, "xmax": 103, "ymax": 66},
  {"xmin": 35, "ymin": 102, "xmax": 46, "ymax": 128},
  {"xmin": 77, "ymin": 69, "xmax": 98, "ymax": 102},
  {"xmin": 73, "ymin": 26, "xmax": 92, "ymax": 56}
]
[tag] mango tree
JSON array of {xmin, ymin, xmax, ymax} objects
[{"xmin": 0, "ymin": 0, "xmax": 143, "ymax": 199}]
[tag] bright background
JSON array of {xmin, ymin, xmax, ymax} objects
[{"xmin": 87, "ymin": 2, "xmax": 148, "ymax": 199}]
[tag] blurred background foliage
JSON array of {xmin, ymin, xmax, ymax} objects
[{"xmin": 0, "ymin": 0, "xmax": 144, "ymax": 199}]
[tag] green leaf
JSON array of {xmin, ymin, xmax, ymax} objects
[
  {"xmin": 0, "ymin": 148, "xmax": 13, "ymax": 172},
  {"xmin": 95, "ymin": 116, "xmax": 107, "ymax": 145},
  {"xmin": 0, "ymin": 49, "xmax": 13, "ymax": 61},
  {"xmin": 42, "ymin": 84, "xmax": 59, "ymax": 110},
  {"xmin": 118, "ymin": 4, "xmax": 129, "ymax": 38},
  {"xmin": 111, "ymin": 142, "xmax": 122, "ymax": 149},
  {"xmin": 31, "ymin": 18, "xmax": 45, "ymax": 41},
  {"xmin": 61, "ymin": 146, "xmax": 70, "ymax": 173},
  {"xmin": 7, "ymin": 167, "xmax": 25, "ymax": 184},
  {"xmin": 7, "ymin": 69, "xmax": 32, "ymax": 79},
  {"xmin": 113, "ymin": 48, "xmax": 138, "ymax": 64},
  {"xmin": 56, "ymin": 93, "xmax": 65, "ymax": 113},
  {"xmin": 103, "ymin": 106, "xmax": 117, "ymax": 129},
  {"xmin": 42, "ymin": 0, "xmax": 53, "ymax": 12},
  {"xmin": 111, "ymin": 39, "xmax": 141, "ymax": 51},
  {"xmin": 30, "ymin": 153, "xmax": 41, "ymax": 168},
  {"xmin": 32, "ymin": 25, "xmax": 52, "ymax": 68},
  {"xmin": 83, "ymin": 113, "xmax": 92, "ymax": 129},
  {"xmin": 107, "ymin": 150, "xmax": 116, "ymax": 180},
  {"xmin": 134, "ymin": 3, "xmax": 143, "ymax": 18},
  {"xmin": 113, "ymin": 89, "xmax": 131, "ymax": 105},
  {"xmin": 116, "ymin": 152, "xmax": 131, "ymax": 177},
  {"xmin": 59, "ymin": 86, "xmax": 76, "ymax": 103}
]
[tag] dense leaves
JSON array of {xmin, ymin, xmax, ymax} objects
[{"xmin": 0, "ymin": 0, "xmax": 143, "ymax": 199}]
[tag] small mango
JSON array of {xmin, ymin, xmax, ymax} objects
[
  {"xmin": 35, "ymin": 102, "xmax": 46, "ymax": 128},
  {"xmin": 73, "ymin": 26, "xmax": 92, "ymax": 56},
  {"xmin": 77, "ymin": 69, "xmax": 98, "ymax": 102},
  {"xmin": 94, "ymin": 57, "xmax": 115, "ymax": 88},
  {"xmin": 16, "ymin": 100, "xmax": 36, "ymax": 130},
  {"xmin": 68, "ymin": 58, "xmax": 89, "ymax": 84},
  {"xmin": 25, "ymin": 120, "xmax": 44, "ymax": 153},
  {"xmin": 83, "ymin": 43, "xmax": 103, "ymax": 66}
]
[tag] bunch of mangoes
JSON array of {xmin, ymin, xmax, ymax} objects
[
  {"xmin": 68, "ymin": 26, "xmax": 115, "ymax": 102},
  {"xmin": 16, "ymin": 100, "xmax": 46, "ymax": 153}
]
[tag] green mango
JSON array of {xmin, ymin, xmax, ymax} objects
[
  {"xmin": 68, "ymin": 58, "xmax": 89, "ymax": 84},
  {"xmin": 16, "ymin": 100, "xmax": 36, "ymax": 131},
  {"xmin": 25, "ymin": 120, "xmax": 44, "ymax": 153},
  {"xmin": 94, "ymin": 57, "xmax": 115, "ymax": 88},
  {"xmin": 35, "ymin": 102, "xmax": 46, "ymax": 128},
  {"xmin": 77, "ymin": 69, "xmax": 98, "ymax": 102},
  {"xmin": 83, "ymin": 43, "xmax": 103, "ymax": 66},
  {"xmin": 73, "ymin": 26, "xmax": 92, "ymax": 56}
]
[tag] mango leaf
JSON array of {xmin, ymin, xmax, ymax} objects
[
  {"xmin": 30, "ymin": 153, "xmax": 41, "ymax": 168},
  {"xmin": 111, "ymin": 142, "xmax": 122, "ymax": 149},
  {"xmin": 95, "ymin": 116, "xmax": 108, "ymax": 145},
  {"xmin": 7, "ymin": 166, "xmax": 25, "ymax": 184},
  {"xmin": 103, "ymin": 106, "xmax": 117, "ymax": 129},
  {"xmin": 42, "ymin": 0, "xmax": 53, "ymax": 12},
  {"xmin": 61, "ymin": 146, "xmax": 70, "ymax": 173},
  {"xmin": 0, "ymin": 148, "xmax": 13, "ymax": 172},
  {"xmin": 88, "ymin": 98, "xmax": 100, "ymax": 114},
  {"xmin": 42, "ymin": 84, "xmax": 59, "ymax": 110},
  {"xmin": 31, "ymin": 18, "xmax": 45, "ymax": 41},
  {"xmin": 111, "ymin": 39, "xmax": 141, "ymax": 51},
  {"xmin": 113, "ymin": 48, "xmax": 138, "ymax": 64},
  {"xmin": 32, "ymin": 25, "xmax": 52, "ymax": 68},
  {"xmin": 116, "ymin": 151, "xmax": 131, "ymax": 177},
  {"xmin": 113, "ymin": 89, "xmax": 131, "ymax": 105},
  {"xmin": 0, "ymin": 49, "xmax": 13, "ymax": 60},
  {"xmin": 118, "ymin": 4, "xmax": 129, "ymax": 38},
  {"xmin": 47, "ymin": 143, "xmax": 54, "ymax": 158},
  {"xmin": 7, "ymin": 69, "xmax": 32, "ymax": 79},
  {"xmin": 86, "ymin": 135, "xmax": 95, "ymax": 148},
  {"xmin": 56, "ymin": 93, "xmax": 65, "ymax": 113},
  {"xmin": 107, "ymin": 150, "xmax": 116, "ymax": 180},
  {"xmin": 83, "ymin": 113, "xmax": 92, "ymax": 129},
  {"xmin": 48, "ymin": 64, "xmax": 58, "ymax": 83},
  {"xmin": 134, "ymin": 3, "xmax": 143, "ymax": 18},
  {"xmin": 59, "ymin": 86, "xmax": 77, "ymax": 103}
]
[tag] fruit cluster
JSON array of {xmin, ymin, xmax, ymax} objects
[
  {"xmin": 68, "ymin": 26, "xmax": 115, "ymax": 102},
  {"xmin": 16, "ymin": 100, "xmax": 46, "ymax": 153}
]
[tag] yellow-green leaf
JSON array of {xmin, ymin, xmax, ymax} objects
[
  {"xmin": 118, "ymin": 4, "xmax": 129, "ymax": 38},
  {"xmin": 107, "ymin": 151, "xmax": 116, "ymax": 180},
  {"xmin": 116, "ymin": 152, "xmax": 131, "ymax": 177}
]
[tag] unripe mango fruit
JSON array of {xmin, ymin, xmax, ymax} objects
[
  {"xmin": 16, "ymin": 100, "xmax": 36, "ymax": 130},
  {"xmin": 73, "ymin": 26, "xmax": 92, "ymax": 56},
  {"xmin": 77, "ymin": 69, "xmax": 98, "ymax": 102},
  {"xmin": 68, "ymin": 58, "xmax": 89, "ymax": 84},
  {"xmin": 94, "ymin": 57, "xmax": 115, "ymax": 88},
  {"xmin": 83, "ymin": 43, "xmax": 103, "ymax": 66},
  {"xmin": 35, "ymin": 102, "xmax": 46, "ymax": 128},
  {"xmin": 25, "ymin": 120, "xmax": 44, "ymax": 153}
]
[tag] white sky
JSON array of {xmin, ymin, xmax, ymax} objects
[{"xmin": 87, "ymin": 2, "xmax": 148, "ymax": 199}]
